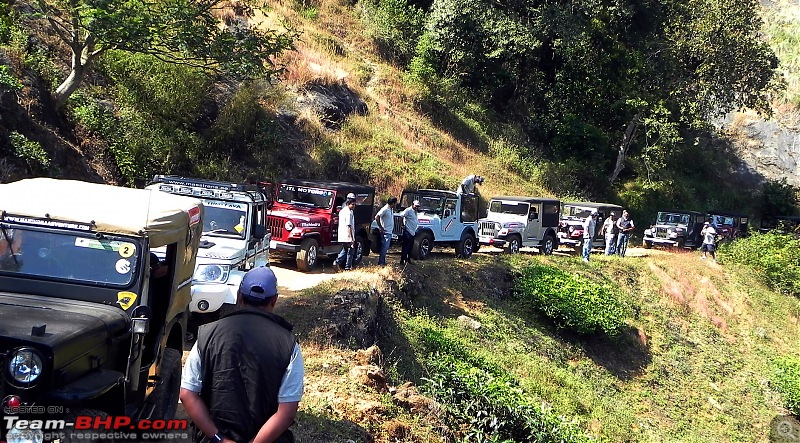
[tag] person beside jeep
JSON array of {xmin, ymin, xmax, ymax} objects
[
  {"xmin": 616, "ymin": 210, "xmax": 635, "ymax": 257},
  {"xmin": 400, "ymin": 200, "xmax": 421, "ymax": 265},
  {"xmin": 700, "ymin": 221, "xmax": 718, "ymax": 261},
  {"xmin": 602, "ymin": 211, "xmax": 618, "ymax": 255},
  {"xmin": 374, "ymin": 196, "xmax": 398, "ymax": 266},
  {"xmin": 180, "ymin": 266, "xmax": 304, "ymax": 443},
  {"xmin": 582, "ymin": 211, "xmax": 598, "ymax": 262},
  {"xmin": 336, "ymin": 197, "xmax": 357, "ymax": 271}
]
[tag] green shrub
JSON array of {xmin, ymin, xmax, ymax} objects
[
  {"xmin": 0, "ymin": 64, "xmax": 21, "ymax": 92},
  {"xmin": 9, "ymin": 131, "xmax": 50, "ymax": 173},
  {"xmin": 772, "ymin": 355, "xmax": 800, "ymax": 416},
  {"xmin": 717, "ymin": 232, "xmax": 800, "ymax": 297},
  {"xmin": 515, "ymin": 263, "xmax": 629, "ymax": 336},
  {"xmin": 423, "ymin": 355, "xmax": 593, "ymax": 443},
  {"xmin": 360, "ymin": 0, "xmax": 425, "ymax": 65}
]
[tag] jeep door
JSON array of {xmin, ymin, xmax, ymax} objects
[
  {"xmin": 248, "ymin": 202, "xmax": 269, "ymax": 267},
  {"xmin": 440, "ymin": 197, "xmax": 459, "ymax": 241},
  {"xmin": 524, "ymin": 203, "xmax": 541, "ymax": 243}
]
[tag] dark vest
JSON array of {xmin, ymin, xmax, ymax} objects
[{"xmin": 196, "ymin": 308, "xmax": 297, "ymax": 443}]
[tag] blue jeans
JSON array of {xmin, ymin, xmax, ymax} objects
[
  {"xmin": 605, "ymin": 235, "xmax": 616, "ymax": 255},
  {"xmin": 616, "ymin": 233, "xmax": 629, "ymax": 257},
  {"xmin": 378, "ymin": 232, "xmax": 392, "ymax": 265},
  {"xmin": 400, "ymin": 230, "xmax": 414, "ymax": 263},
  {"xmin": 336, "ymin": 242, "xmax": 354, "ymax": 269},
  {"xmin": 582, "ymin": 237, "xmax": 592, "ymax": 261}
]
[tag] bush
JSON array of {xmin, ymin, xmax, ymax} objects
[
  {"xmin": 423, "ymin": 355, "xmax": 593, "ymax": 443},
  {"xmin": 515, "ymin": 263, "xmax": 628, "ymax": 336},
  {"xmin": 717, "ymin": 231, "xmax": 800, "ymax": 297},
  {"xmin": 0, "ymin": 64, "xmax": 21, "ymax": 92},
  {"xmin": 772, "ymin": 355, "xmax": 800, "ymax": 416},
  {"xmin": 9, "ymin": 131, "xmax": 49, "ymax": 174}
]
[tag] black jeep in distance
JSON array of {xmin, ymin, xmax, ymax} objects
[
  {"xmin": 0, "ymin": 178, "xmax": 203, "ymax": 443},
  {"xmin": 642, "ymin": 210, "xmax": 705, "ymax": 249}
]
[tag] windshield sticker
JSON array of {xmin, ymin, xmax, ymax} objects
[
  {"xmin": 202, "ymin": 200, "xmax": 247, "ymax": 211},
  {"xmin": 281, "ymin": 185, "xmax": 334, "ymax": 197},
  {"xmin": 115, "ymin": 259, "xmax": 132, "ymax": 274},
  {"xmin": 118, "ymin": 243, "xmax": 135, "ymax": 258},
  {"xmin": 117, "ymin": 291, "xmax": 137, "ymax": 310},
  {"xmin": 4, "ymin": 215, "xmax": 92, "ymax": 231}
]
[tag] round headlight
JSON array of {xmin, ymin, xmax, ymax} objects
[
  {"xmin": 495, "ymin": 223, "xmax": 501, "ymax": 230},
  {"xmin": 284, "ymin": 221, "xmax": 295, "ymax": 231},
  {"xmin": 9, "ymin": 348, "xmax": 43, "ymax": 384},
  {"xmin": 202, "ymin": 265, "xmax": 223, "ymax": 281},
  {"xmin": 568, "ymin": 225, "xmax": 575, "ymax": 233}
]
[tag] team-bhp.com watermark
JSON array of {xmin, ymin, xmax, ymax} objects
[
  {"xmin": 774, "ymin": 415, "xmax": 800, "ymax": 442},
  {"xmin": 3, "ymin": 412, "xmax": 190, "ymax": 442}
]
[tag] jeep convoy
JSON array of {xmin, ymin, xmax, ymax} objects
[
  {"xmin": 265, "ymin": 179, "xmax": 375, "ymax": 270},
  {"xmin": 147, "ymin": 175, "xmax": 271, "ymax": 321},
  {"xmin": 372, "ymin": 188, "xmax": 480, "ymax": 259},
  {"xmin": 477, "ymin": 196, "xmax": 561, "ymax": 255},
  {"xmin": 0, "ymin": 178, "xmax": 203, "ymax": 443}
]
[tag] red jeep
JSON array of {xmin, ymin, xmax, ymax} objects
[{"xmin": 264, "ymin": 179, "xmax": 375, "ymax": 271}]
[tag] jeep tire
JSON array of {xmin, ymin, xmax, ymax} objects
[
  {"xmin": 541, "ymin": 234, "xmax": 556, "ymax": 256},
  {"xmin": 353, "ymin": 235, "xmax": 368, "ymax": 266},
  {"xmin": 676, "ymin": 238, "xmax": 685, "ymax": 250},
  {"xmin": 148, "ymin": 347, "xmax": 181, "ymax": 420},
  {"xmin": 643, "ymin": 239, "xmax": 652, "ymax": 249},
  {"xmin": 297, "ymin": 238, "xmax": 319, "ymax": 271},
  {"xmin": 455, "ymin": 231, "xmax": 475, "ymax": 258},
  {"xmin": 412, "ymin": 232, "xmax": 433, "ymax": 260},
  {"xmin": 573, "ymin": 239, "xmax": 583, "ymax": 254},
  {"xmin": 505, "ymin": 235, "xmax": 522, "ymax": 254}
]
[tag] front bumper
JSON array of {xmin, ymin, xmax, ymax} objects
[
  {"xmin": 643, "ymin": 236, "xmax": 679, "ymax": 246},
  {"xmin": 478, "ymin": 235, "xmax": 506, "ymax": 247},
  {"xmin": 190, "ymin": 283, "xmax": 237, "ymax": 313},
  {"xmin": 269, "ymin": 239, "xmax": 301, "ymax": 253}
]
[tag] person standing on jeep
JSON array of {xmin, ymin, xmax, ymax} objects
[
  {"xmin": 582, "ymin": 211, "xmax": 598, "ymax": 262},
  {"xmin": 375, "ymin": 196, "xmax": 398, "ymax": 266},
  {"xmin": 602, "ymin": 212, "xmax": 618, "ymax": 255},
  {"xmin": 400, "ymin": 200, "xmax": 421, "ymax": 265},
  {"xmin": 180, "ymin": 266, "xmax": 304, "ymax": 443},
  {"xmin": 616, "ymin": 210, "xmax": 635, "ymax": 257},
  {"xmin": 457, "ymin": 174, "xmax": 484, "ymax": 196},
  {"xmin": 336, "ymin": 197, "xmax": 357, "ymax": 271}
]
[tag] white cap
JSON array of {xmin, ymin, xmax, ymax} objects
[
  {"xmin": 346, "ymin": 193, "xmax": 356, "ymax": 199},
  {"xmin": 412, "ymin": 200, "xmax": 421, "ymax": 207}
]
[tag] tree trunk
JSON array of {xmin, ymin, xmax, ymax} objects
[
  {"xmin": 53, "ymin": 63, "xmax": 87, "ymax": 108},
  {"xmin": 608, "ymin": 113, "xmax": 642, "ymax": 185}
]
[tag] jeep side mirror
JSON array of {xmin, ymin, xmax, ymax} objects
[{"xmin": 252, "ymin": 224, "xmax": 266, "ymax": 240}]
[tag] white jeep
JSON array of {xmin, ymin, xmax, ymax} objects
[
  {"xmin": 148, "ymin": 175, "xmax": 270, "ymax": 321},
  {"xmin": 371, "ymin": 189, "xmax": 479, "ymax": 259},
  {"xmin": 477, "ymin": 196, "xmax": 561, "ymax": 254}
]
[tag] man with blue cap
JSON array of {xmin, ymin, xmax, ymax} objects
[{"xmin": 180, "ymin": 266, "xmax": 304, "ymax": 443}]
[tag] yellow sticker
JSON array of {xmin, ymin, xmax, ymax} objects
[
  {"xmin": 117, "ymin": 291, "xmax": 138, "ymax": 310},
  {"xmin": 118, "ymin": 243, "xmax": 135, "ymax": 258}
]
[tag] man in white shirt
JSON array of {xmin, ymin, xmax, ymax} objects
[
  {"xmin": 582, "ymin": 211, "xmax": 598, "ymax": 262},
  {"xmin": 336, "ymin": 197, "xmax": 357, "ymax": 271},
  {"xmin": 374, "ymin": 196, "xmax": 398, "ymax": 266},
  {"xmin": 457, "ymin": 175, "xmax": 484, "ymax": 196},
  {"xmin": 400, "ymin": 200, "xmax": 421, "ymax": 265},
  {"xmin": 701, "ymin": 221, "xmax": 717, "ymax": 261},
  {"xmin": 602, "ymin": 212, "xmax": 618, "ymax": 256}
]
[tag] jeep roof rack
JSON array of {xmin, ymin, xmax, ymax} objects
[
  {"xmin": 151, "ymin": 175, "xmax": 258, "ymax": 192},
  {"xmin": 490, "ymin": 196, "xmax": 561, "ymax": 204}
]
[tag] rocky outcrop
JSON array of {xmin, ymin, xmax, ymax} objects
[
  {"xmin": 295, "ymin": 81, "xmax": 368, "ymax": 130},
  {"xmin": 720, "ymin": 110, "xmax": 800, "ymax": 187}
]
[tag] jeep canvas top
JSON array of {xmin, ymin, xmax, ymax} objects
[
  {"xmin": 0, "ymin": 178, "xmax": 203, "ymax": 442},
  {"xmin": 478, "ymin": 196, "xmax": 560, "ymax": 255},
  {"xmin": 266, "ymin": 179, "xmax": 375, "ymax": 271},
  {"xmin": 147, "ymin": 175, "xmax": 270, "ymax": 320},
  {"xmin": 557, "ymin": 202, "xmax": 623, "ymax": 252},
  {"xmin": 643, "ymin": 209, "xmax": 705, "ymax": 249}
]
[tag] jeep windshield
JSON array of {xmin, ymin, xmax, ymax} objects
[
  {"xmin": 277, "ymin": 184, "xmax": 334, "ymax": 210},
  {"xmin": 201, "ymin": 200, "xmax": 248, "ymax": 238},
  {"xmin": 656, "ymin": 212, "xmax": 690, "ymax": 225},
  {"xmin": 0, "ymin": 224, "xmax": 141, "ymax": 287},
  {"xmin": 489, "ymin": 201, "xmax": 529, "ymax": 216},
  {"xmin": 400, "ymin": 194, "xmax": 444, "ymax": 216},
  {"xmin": 562, "ymin": 205, "xmax": 594, "ymax": 220}
]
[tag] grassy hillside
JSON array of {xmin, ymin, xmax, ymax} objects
[{"xmin": 280, "ymin": 249, "xmax": 800, "ymax": 442}]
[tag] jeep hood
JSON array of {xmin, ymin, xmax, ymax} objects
[
  {"xmin": 197, "ymin": 236, "xmax": 248, "ymax": 262},
  {"xmin": 269, "ymin": 208, "xmax": 328, "ymax": 224},
  {"xmin": 482, "ymin": 213, "xmax": 526, "ymax": 225},
  {"xmin": 0, "ymin": 293, "xmax": 129, "ymax": 369}
]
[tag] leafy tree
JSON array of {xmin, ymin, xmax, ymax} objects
[
  {"xmin": 760, "ymin": 178, "xmax": 799, "ymax": 219},
  {"xmin": 20, "ymin": 0, "xmax": 297, "ymax": 108}
]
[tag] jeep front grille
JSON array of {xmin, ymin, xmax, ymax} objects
[
  {"xmin": 393, "ymin": 215, "xmax": 404, "ymax": 236},
  {"xmin": 479, "ymin": 221, "xmax": 497, "ymax": 237},
  {"xmin": 266, "ymin": 216, "xmax": 287, "ymax": 240},
  {"xmin": 654, "ymin": 227, "xmax": 669, "ymax": 238}
]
